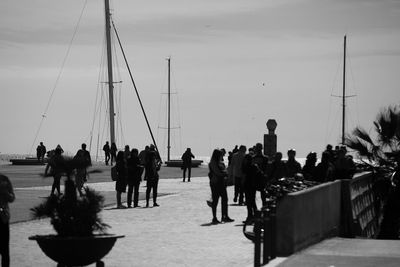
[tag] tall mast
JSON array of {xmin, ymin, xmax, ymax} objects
[
  {"xmin": 342, "ymin": 35, "xmax": 346, "ymax": 145},
  {"xmin": 167, "ymin": 57, "xmax": 171, "ymax": 161},
  {"xmin": 105, "ymin": 0, "xmax": 116, "ymax": 145}
]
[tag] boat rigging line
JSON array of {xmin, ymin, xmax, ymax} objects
[
  {"xmin": 111, "ymin": 20, "xmax": 160, "ymax": 154},
  {"xmin": 29, "ymin": 0, "xmax": 89, "ymax": 155}
]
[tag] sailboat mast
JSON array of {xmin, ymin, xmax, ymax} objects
[
  {"xmin": 105, "ymin": 0, "xmax": 116, "ymax": 145},
  {"xmin": 342, "ymin": 35, "xmax": 346, "ymax": 145},
  {"xmin": 167, "ymin": 57, "xmax": 171, "ymax": 161}
]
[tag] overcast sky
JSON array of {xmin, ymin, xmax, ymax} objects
[{"xmin": 1, "ymin": 0, "xmax": 399, "ymax": 159}]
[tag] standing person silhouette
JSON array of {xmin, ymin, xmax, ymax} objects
[
  {"xmin": 139, "ymin": 146, "xmax": 150, "ymax": 181},
  {"xmin": 242, "ymin": 154, "xmax": 259, "ymax": 223},
  {"xmin": 74, "ymin": 143, "xmax": 92, "ymax": 196},
  {"xmin": 231, "ymin": 145, "xmax": 247, "ymax": 205},
  {"xmin": 126, "ymin": 149, "xmax": 143, "ymax": 208},
  {"xmin": 208, "ymin": 149, "xmax": 234, "ymax": 224},
  {"xmin": 252, "ymin": 143, "xmax": 269, "ymax": 206},
  {"xmin": 145, "ymin": 146, "xmax": 161, "ymax": 207},
  {"xmin": 115, "ymin": 151, "xmax": 127, "ymax": 208},
  {"xmin": 124, "ymin": 145, "xmax": 130, "ymax": 163},
  {"xmin": 36, "ymin": 142, "xmax": 46, "ymax": 162},
  {"xmin": 285, "ymin": 149, "xmax": 302, "ymax": 178},
  {"xmin": 110, "ymin": 142, "xmax": 117, "ymax": 166},
  {"xmin": 103, "ymin": 141, "xmax": 111, "ymax": 165},
  {"xmin": 0, "ymin": 174, "xmax": 15, "ymax": 267},
  {"xmin": 181, "ymin": 148, "xmax": 194, "ymax": 182},
  {"xmin": 45, "ymin": 147, "xmax": 64, "ymax": 196}
]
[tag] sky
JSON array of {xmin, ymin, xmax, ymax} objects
[{"xmin": 1, "ymin": 0, "xmax": 399, "ymax": 160}]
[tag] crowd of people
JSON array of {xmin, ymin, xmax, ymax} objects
[
  {"xmin": 35, "ymin": 140, "xmax": 357, "ymax": 225},
  {"xmin": 44, "ymin": 143, "xmax": 92, "ymax": 196},
  {"xmin": 112, "ymin": 144, "xmax": 161, "ymax": 209},
  {"xmin": 208, "ymin": 143, "xmax": 357, "ymax": 224}
]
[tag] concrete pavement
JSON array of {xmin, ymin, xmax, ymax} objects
[
  {"xmin": 277, "ymin": 237, "xmax": 400, "ymax": 267},
  {"xmin": 6, "ymin": 163, "xmax": 400, "ymax": 266},
  {"xmin": 9, "ymin": 177, "xmax": 285, "ymax": 266}
]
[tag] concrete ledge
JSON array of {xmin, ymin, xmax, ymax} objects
[{"xmin": 276, "ymin": 180, "xmax": 342, "ymax": 256}]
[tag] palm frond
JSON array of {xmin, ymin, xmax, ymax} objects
[
  {"xmin": 375, "ymin": 106, "xmax": 399, "ymax": 146},
  {"xmin": 352, "ymin": 127, "xmax": 375, "ymax": 146},
  {"xmin": 345, "ymin": 137, "xmax": 373, "ymax": 159}
]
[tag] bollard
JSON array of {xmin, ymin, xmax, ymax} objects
[
  {"xmin": 262, "ymin": 205, "xmax": 271, "ymax": 264},
  {"xmin": 269, "ymin": 201, "xmax": 277, "ymax": 259},
  {"xmin": 254, "ymin": 210, "xmax": 262, "ymax": 267},
  {"xmin": 243, "ymin": 199, "xmax": 277, "ymax": 267}
]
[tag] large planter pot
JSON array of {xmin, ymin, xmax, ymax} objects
[{"xmin": 29, "ymin": 234, "xmax": 124, "ymax": 266}]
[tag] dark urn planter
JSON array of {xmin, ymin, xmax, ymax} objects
[{"xmin": 29, "ymin": 234, "xmax": 124, "ymax": 266}]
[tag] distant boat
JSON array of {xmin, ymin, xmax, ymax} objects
[
  {"xmin": 328, "ymin": 35, "xmax": 356, "ymax": 146},
  {"xmin": 162, "ymin": 58, "xmax": 203, "ymax": 168}
]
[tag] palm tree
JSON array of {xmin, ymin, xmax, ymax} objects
[
  {"xmin": 345, "ymin": 105, "xmax": 400, "ymax": 175},
  {"xmin": 345, "ymin": 104, "xmax": 400, "ymax": 239}
]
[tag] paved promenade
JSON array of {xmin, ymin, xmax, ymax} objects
[
  {"xmin": 8, "ymin": 175, "xmax": 285, "ymax": 266},
  {"xmin": 4, "ymin": 163, "xmax": 400, "ymax": 266}
]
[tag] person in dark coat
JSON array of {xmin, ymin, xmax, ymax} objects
[
  {"xmin": 242, "ymin": 154, "xmax": 259, "ymax": 223},
  {"xmin": 231, "ymin": 145, "xmax": 246, "ymax": 205},
  {"xmin": 110, "ymin": 142, "xmax": 118, "ymax": 166},
  {"xmin": 139, "ymin": 146, "xmax": 150, "ymax": 181},
  {"xmin": 145, "ymin": 148, "xmax": 161, "ymax": 207},
  {"xmin": 0, "ymin": 174, "xmax": 15, "ymax": 267},
  {"xmin": 302, "ymin": 152, "xmax": 317, "ymax": 181},
  {"xmin": 252, "ymin": 143, "xmax": 269, "ymax": 205},
  {"xmin": 45, "ymin": 147, "xmax": 64, "ymax": 196},
  {"xmin": 333, "ymin": 147, "xmax": 355, "ymax": 180},
  {"xmin": 181, "ymin": 148, "xmax": 195, "ymax": 182},
  {"xmin": 115, "ymin": 151, "xmax": 127, "ymax": 208},
  {"xmin": 36, "ymin": 142, "xmax": 46, "ymax": 162},
  {"xmin": 103, "ymin": 141, "xmax": 111, "ymax": 165},
  {"xmin": 208, "ymin": 149, "xmax": 234, "ymax": 224},
  {"xmin": 268, "ymin": 152, "xmax": 286, "ymax": 181},
  {"xmin": 126, "ymin": 149, "xmax": 143, "ymax": 208},
  {"xmin": 74, "ymin": 143, "xmax": 92, "ymax": 196},
  {"xmin": 285, "ymin": 149, "xmax": 302, "ymax": 178},
  {"xmin": 314, "ymin": 151, "xmax": 334, "ymax": 183}
]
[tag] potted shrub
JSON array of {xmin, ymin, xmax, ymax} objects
[{"xmin": 29, "ymin": 156, "xmax": 124, "ymax": 266}]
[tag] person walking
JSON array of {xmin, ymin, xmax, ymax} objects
[
  {"xmin": 45, "ymin": 146, "xmax": 64, "ymax": 196},
  {"xmin": 110, "ymin": 142, "xmax": 117, "ymax": 166},
  {"xmin": 0, "ymin": 174, "xmax": 15, "ymax": 267},
  {"xmin": 74, "ymin": 143, "xmax": 92, "ymax": 196},
  {"xmin": 208, "ymin": 149, "xmax": 234, "ymax": 224},
  {"xmin": 231, "ymin": 145, "xmax": 246, "ymax": 205},
  {"xmin": 115, "ymin": 151, "xmax": 127, "ymax": 208},
  {"xmin": 126, "ymin": 149, "xmax": 143, "ymax": 208},
  {"xmin": 145, "ymin": 147, "xmax": 161, "ymax": 207},
  {"xmin": 181, "ymin": 148, "xmax": 195, "ymax": 182},
  {"xmin": 103, "ymin": 141, "xmax": 111, "ymax": 165}
]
